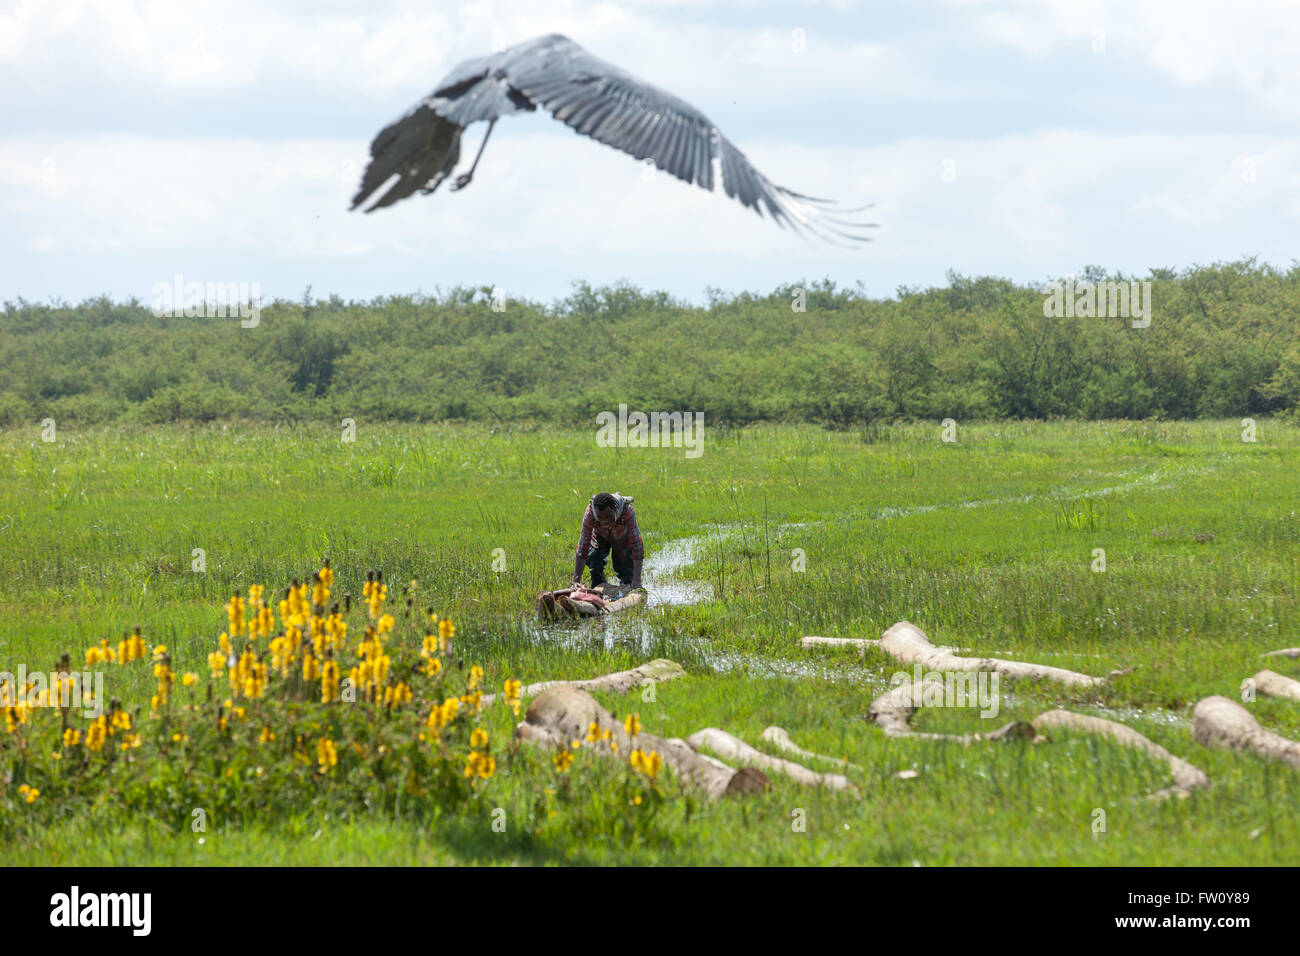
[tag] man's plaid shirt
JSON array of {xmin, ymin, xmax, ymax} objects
[{"xmin": 574, "ymin": 503, "xmax": 645, "ymax": 563}]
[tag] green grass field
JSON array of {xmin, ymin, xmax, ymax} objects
[{"xmin": 2, "ymin": 418, "xmax": 1298, "ymax": 864}]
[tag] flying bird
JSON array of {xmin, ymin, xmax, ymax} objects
[{"xmin": 350, "ymin": 33, "xmax": 874, "ymax": 244}]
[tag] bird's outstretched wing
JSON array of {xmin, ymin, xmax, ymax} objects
[
  {"xmin": 496, "ymin": 35, "xmax": 874, "ymax": 243},
  {"xmin": 354, "ymin": 33, "xmax": 875, "ymax": 243}
]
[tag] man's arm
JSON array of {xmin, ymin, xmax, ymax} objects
[
  {"xmin": 572, "ymin": 506, "xmax": 593, "ymax": 583},
  {"xmin": 626, "ymin": 506, "xmax": 645, "ymax": 589}
]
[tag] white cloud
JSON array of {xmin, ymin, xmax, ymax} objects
[
  {"xmin": 1, "ymin": 0, "xmax": 1297, "ymax": 302},
  {"xmin": 953, "ymin": 0, "xmax": 1300, "ymax": 119},
  {"xmin": 2, "ymin": 126, "xmax": 1294, "ymax": 301}
]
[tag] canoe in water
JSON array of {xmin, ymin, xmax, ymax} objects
[{"xmin": 535, "ymin": 583, "xmax": 646, "ymax": 621}]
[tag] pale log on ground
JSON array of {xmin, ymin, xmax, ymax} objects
[
  {"xmin": 1031, "ymin": 709, "xmax": 1210, "ymax": 798},
  {"xmin": 878, "ymin": 621, "xmax": 1111, "ymax": 690},
  {"xmin": 482, "ymin": 658, "xmax": 684, "ymax": 706},
  {"xmin": 866, "ymin": 681, "xmax": 1208, "ymax": 798},
  {"xmin": 1262, "ymin": 648, "xmax": 1300, "ymax": 660},
  {"xmin": 761, "ymin": 726, "xmax": 862, "ymax": 772},
  {"xmin": 603, "ymin": 590, "xmax": 646, "ymax": 614},
  {"xmin": 800, "ymin": 635, "xmax": 965, "ymax": 654},
  {"xmin": 514, "ymin": 685, "xmax": 769, "ymax": 799},
  {"xmin": 1192, "ymin": 695, "xmax": 1300, "ymax": 769},
  {"xmin": 687, "ymin": 727, "xmax": 858, "ymax": 792},
  {"xmin": 1247, "ymin": 669, "xmax": 1300, "ymax": 703},
  {"xmin": 865, "ymin": 679, "xmax": 1037, "ymax": 743}
]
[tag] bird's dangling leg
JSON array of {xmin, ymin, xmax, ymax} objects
[{"xmin": 451, "ymin": 119, "xmax": 496, "ymax": 191}]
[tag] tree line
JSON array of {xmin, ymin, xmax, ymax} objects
[{"xmin": 2, "ymin": 258, "xmax": 1297, "ymax": 427}]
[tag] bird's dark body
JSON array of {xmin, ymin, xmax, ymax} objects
[{"xmin": 351, "ymin": 33, "xmax": 873, "ymax": 242}]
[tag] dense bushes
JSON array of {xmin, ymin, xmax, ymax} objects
[{"xmin": 2, "ymin": 260, "xmax": 1297, "ymax": 426}]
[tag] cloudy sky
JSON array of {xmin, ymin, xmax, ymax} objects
[{"xmin": 2, "ymin": 0, "xmax": 1296, "ymax": 306}]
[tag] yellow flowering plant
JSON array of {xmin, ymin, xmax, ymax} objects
[{"xmin": 0, "ymin": 562, "xmax": 691, "ymax": 841}]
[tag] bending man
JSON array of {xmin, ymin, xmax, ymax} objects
[{"xmin": 573, "ymin": 492, "xmax": 644, "ymax": 591}]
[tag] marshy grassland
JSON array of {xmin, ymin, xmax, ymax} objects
[{"xmin": 1, "ymin": 418, "xmax": 1297, "ymax": 864}]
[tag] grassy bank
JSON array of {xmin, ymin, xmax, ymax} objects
[{"xmin": 1, "ymin": 419, "xmax": 1297, "ymax": 864}]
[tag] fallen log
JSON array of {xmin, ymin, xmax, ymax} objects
[
  {"xmin": 867, "ymin": 678, "xmax": 947, "ymax": 737},
  {"xmin": 687, "ymin": 728, "xmax": 858, "ymax": 793},
  {"xmin": 865, "ymin": 681, "xmax": 1207, "ymax": 799},
  {"xmin": 1262, "ymin": 648, "xmax": 1300, "ymax": 660},
  {"xmin": 878, "ymin": 621, "xmax": 1112, "ymax": 690},
  {"xmin": 801, "ymin": 635, "xmax": 965, "ymax": 654},
  {"xmin": 1247, "ymin": 669, "xmax": 1300, "ymax": 703},
  {"xmin": 865, "ymin": 679, "xmax": 1036, "ymax": 743},
  {"xmin": 482, "ymin": 658, "xmax": 685, "ymax": 707},
  {"xmin": 761, "ymin": 726, "xmax": 863, "ymax": 772},
  {"xmin": 1192, "ymin": 695, "xmax": 1300, "ymax": 769},
  {"xmin": 1031, "ymin": 709, "xmax": 1209, "ymax": 799},
  {"xmin": 514, "ymin": 685, "xmax": 769, "ymax": 799}
]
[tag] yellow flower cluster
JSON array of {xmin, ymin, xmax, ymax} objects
[
  {"xmin": 226, "ymin": 594, "xmax": 246, "ymax": 635},
  {"xmin": 464, "ymin": 750, "xmax": 495, "ymax": 780},
  {"xmin": 553, "ymin": 746, "xmax": 575, "ymax": 772},
  {"xmin": 84, "ymin": 638, "xmax": 117, "ymax": 667},
  {"xmin": 269, "ymin": 627, "xmax": 298, "ymax": 677},
  {"xmin": 279, "ymin": 581, "xmax": 309, "ymax": 630},
  {"xmin": 250, "ymin": 601, "xmax": 275, "ymax": 640},
  {"xmin": 349, "ymin": 625, "xmax": 391, "ymax": 702},
  {"xmin": 13, "ymin": 565, "xmax": 554, "ymax": 822},
  {"xmin": 324, "ymin": 611, "xmax": 347, "ymax": 652},
  {"xmin": 311, "ymin": 568, "xmax": 331, "ymax": 609},
  {"xmin": 118, "ymin": 628, "xmax": 147, "ymax": 664},
  {"xmin": 151, "ymin": 658, "xmax": 174, "ymax": 712},
  {"xmin": 363, "ymin": 572, "xmax": 387, "ymax": 619},
  {"xmin": 3, "ymin": 700, "xmax": 30, "ymax": 733},
  {"xmin": 26, "ymin": 673, "xmax": 76, "ymax": 710},
  {"xmin": 229, "ymin": 647, "xmax": 267, "ymax": 700},
  {"xmin": 317, "ymin": 737, "xmax": 338, "ymax": 772},
  {"xmin": 586, "ymin": 721, "xmax": 616, "ymax": 752},
  {"xmin": 503, "ymin": 679, "xmax": 522, "ymax": 716},
  {"xmin": 629, "ymin": 748, "xmax": 662, "ymax": 779},
  {"xmin": 16, "ymin": 784, "xmax": 39, "ymax": 803},
  {"xmin": 84, "ymin": 707, "xmax": 131, "ymax": 752},
  {"xmin": 320, "ymin": 659, "xmax": 340, "ymax": 703},
  {"xmin": 383, "ymin": 682, "xmax": 412, "ymax": 706},
  {"xmin": 302, "ymin": 645, "xmax": 321, "ymax": 683},
  {"xmin": 460, "ymin": 688, "xmax": 482, "ymax": 716},
  {"xmin": 624, "ymin": 713, "xmax": 642, "ymax": 737},
  {"xmin": 426, "ymin": 695, "xmax": 462, "ymax": 736},
  {"xmin": 421, "ymin": 617, "xmax": 453, "ymax": 677}
]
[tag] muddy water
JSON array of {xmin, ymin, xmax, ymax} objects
[{"xmin": 523, "ymin": 533, "xmax": 715, "ymax": 656}]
